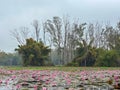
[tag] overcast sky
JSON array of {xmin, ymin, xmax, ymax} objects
[{"xmin": 0, "ymin": 0, "xmax": 120, "ymax": 53}]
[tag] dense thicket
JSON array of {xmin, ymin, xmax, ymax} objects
[
  {"xmin": 11, "ymin": 16, "xmax": 120, "ymax": 67},
  {"xmin": 15, "ymin": 38, "xmax": 51, "ymax": 66}
]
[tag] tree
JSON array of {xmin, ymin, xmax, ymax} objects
[
  {"xmin": 45, "ymin": 16, "xmax": 63, "ymax": 65},
  {"xmin": 11, "ymin": 16, "xmax": 120, "ymax": 67},
  {"xmin": 0, "ymin": 50, "xmax": 22, "ymax": 66},
  {"xmin": 11, "ymin": 20, "xmax": 41, "ymax": 45},
  {"xmin": 68, "ymin": 22, "xmax": 86, "ymax": 64},
  {"xmin": 15, "ymin": 38, "xmax": 50, "ymax": 66},
  {"xmin": 45, "ymin": 16, "xmax": 86, "ymax": 65},
  {"xmin": 32, "ymin": 20, "xmax": 41, "ymax": 42},
  {"xmin": 95, "ymin": 49, "xmax": 119, "ymax": 67},
  {"xmin": 11, "ymin": 27, "xmax": 29, "ymax": 45},
  {"xmin": 73, "ymin": 38, "xmax": 96, "ymax": 66},
  {"xmin": 103, "ymin": 23, "xmax": 120, "ymax": 50}
]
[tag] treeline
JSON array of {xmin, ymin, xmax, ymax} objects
[
  {"xmin": 11, "ymin": 16, "xmax": 120, "ymax": 67},
  {"xmin": 0, "ymin": 50, "xmax": 22, "ymax": 66}
]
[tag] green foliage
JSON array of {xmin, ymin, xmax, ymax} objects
[
  {"xmin": 73, "ymin": 39, "xmax": 96, "ymax": 66},
  {"xmin": 70, "ymin": 21, "xmax": 120, "ymax": 67},
  {"xmin": 95, "ymin": 49, "xmax": 119, "ymax": 67},
  {"xmin": 15, "ymin": 38, "xmax": 51, "ymax": 66},
  {"xmin": 72, "ymin": 47, "xmax": 120, "ymax": 67},
  {"xmin": 12, "ymin": 17, "xmax": 120, "ymax": 67}
]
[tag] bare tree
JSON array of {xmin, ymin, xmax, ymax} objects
[
  {"xmin": 88, "ymin": 23, "xmax": 94, "ymax": 42},
  {"xmin": 32, "ymin": 20, "xmax": 40, "ymax": 42},
  {"xmin": 11, "ymin": 27, "xmax": 29, "ymax": 45},
  {"xmin": 94, "ymin": 22, "xmax": 103, "ymax": 48},
  {"xmin": 43, "ymin": 22, "xmax": 47, "ymax": 44},
  {"xmin": 45, "ymin": 16, "xmax": 63, "ymax": 65},
  {"xmin": 11, "ymin": 20, "xmax": 41, "ymax": 46}
]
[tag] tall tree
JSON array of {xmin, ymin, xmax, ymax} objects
[
  {"xmin": 45, "ymin": 16, "xmax": 63, "ymax": 65},
  {"xmin": 74, "ymin": 38, "xmax": 96, "ymax": 66},
  {"xmin": 32, "ymin": 20, "xmax": 41, "ymax": 42}
]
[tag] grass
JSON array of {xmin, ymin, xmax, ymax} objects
[{"xmin": 3, "ymin": 66, "xmax": 120, "ymax": 71}]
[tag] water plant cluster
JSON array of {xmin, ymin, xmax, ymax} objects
[{"xmin": 0, "ymin": 68, "xmax": 120, "ymax": 90}]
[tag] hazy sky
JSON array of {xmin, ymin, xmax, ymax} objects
[{"xmin": 0, "ymin": 0, "xmax": 120, "ymax": 53}]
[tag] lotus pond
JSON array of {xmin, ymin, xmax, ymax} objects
[{"xmin": 0, "ymin": 67, "xmax": 120, "ymax": 90}]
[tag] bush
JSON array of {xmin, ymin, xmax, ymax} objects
[{"xmin": 95, "ymin": 50, "xmax": 119, "ymax": 67}]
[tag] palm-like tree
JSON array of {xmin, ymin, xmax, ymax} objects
[{"xmin": 74, "ymin": 38, "xmax": 96, "ymax": 66}]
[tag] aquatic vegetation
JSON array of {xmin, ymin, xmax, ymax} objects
[{"xmin": 0, "ymin": 68, "xmax": 120, "ymax": 90}]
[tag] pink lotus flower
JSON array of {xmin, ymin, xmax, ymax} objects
[
  {"xmin": 16, "ymin": 84, "xmax": 21, "ymax": 90},
  {"xmin": 0, "ymin": 80, "xmax": 2, "ymax": 84},
  {"xmin": 66, "ymin": 79, "xmax": 71, "ymax": 85},
  {"xmin": 42, "ymin": 87, "xmax": 47, "ymax": 90},
  {"xmin": 34, "ymin": 85, "xmax": 38, "ymax": 90}
]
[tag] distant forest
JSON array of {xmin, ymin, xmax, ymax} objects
[{"xmin": 1, "ymin": 16, "xmax": 120, "ymax": 67}]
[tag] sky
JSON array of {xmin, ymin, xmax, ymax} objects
[{"xmin": 0, "ymin": 0, "xmax": 120, "ymax": 53}]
